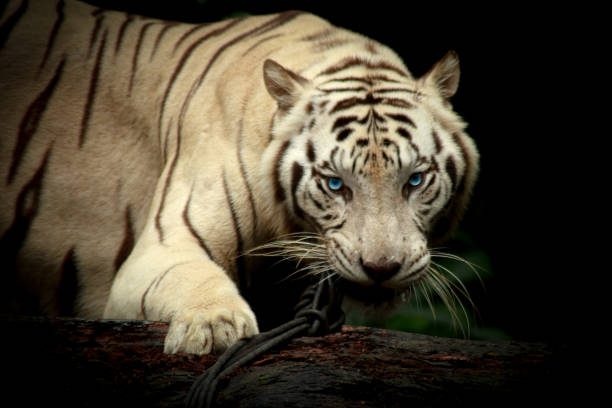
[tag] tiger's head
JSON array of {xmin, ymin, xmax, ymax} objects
[{"xmin": 261, "ymin": 51, "xmax": 478, "ymax": 308}]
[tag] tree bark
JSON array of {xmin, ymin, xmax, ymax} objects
[{"xmin": 1, "ymin": 315, "xmax": 575, "ymax": 407}]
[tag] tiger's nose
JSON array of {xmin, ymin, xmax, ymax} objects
[{"xmin": 360, "ymin": 257, "xmax": 402, "ymax": 283}]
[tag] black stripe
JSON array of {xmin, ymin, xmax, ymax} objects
[
  {"xmin": 0, "ymin": 0, "xmax": 28, "ymax": 51},
  {"xmin": 87, "ymin": 9, "xmax": 104, "ymax": 58},
  {"xmin": 451, "ymin": 132, "xmax": 470, "ymax": 196},
  {"xmin": 294, "ymin": 181, "xmax": 324, "ymax": 232},
  {"xmin": 149, "ymin": 21, "xmax": 177, "ymax": 61},
  {"xmin": 236, "ymin": 118, "xmax": 258, "ymax": 230},
  {"xmin": 382, "ymin": 138, "xmax": 401, "ymax": 168},
  {"xmin": 335, "ymin": 239, "xmax": 352, "ymax": 263},
  {"xmin": 39, "ymin": 0, "xmax": 64, "ymax": 71},
  {"xmin": 330, "ymin": 238, "xmax": 353, "ymax": 275},
  {"xmin": 331, "ymin": 115, "xmax": 358, "ymax": 132},
  {"xmin": 329, "ymin": 146, "xmax": 340, "ymax": 169},
  {"xmin": 113, "ymin": 205, "xmax": 134, "ymax": 272},
  {"xmin": 158, "ymin": 18, "xmax": 243, "ymax": 141},
  {"xmin": 140, "ymin": 264, "xmax": 177, "ymax": 320},
  {"xmin": 318, "ymin": 57, "xmax": 408, "ymax": 78},
  {"xmin": 223, "ymin": 169, "xmax": 245, "ymax": 276},
  {"xmin": 374, "ymin": 87, "xmax": 419, "ymax": 94},
  {"xmin": 382, "ymin": 98, "xmax": 415, "ymax": 109},
  {"xmin": 291, "ymin": 162, "xmax": 305, "ymax": 219},
  {"xmin": 301, "ymin": 28, "xmax": 334, "ymax": 41},
  {"xmin": 330, "ymin": 94, "xmax": 414, "ymax": 114},
  {"xmin": 306, "ymin": 139, "xmax": 316, "ymax": 162},
  {"xmin": 423, "ymin": 181, "xmax": 441, "ymax": 206},
  {"xmin": 314, "ymin": 178, "xmax": 333, "ymax": 199},
  {"xmin": 7, "ymin": 57, "xmax": 65, "ymax": 185},
  {"xmin": 432, "ymin": 129, "xmax": 442, "ymax": 153},
  {"xmin": 173, "ymin": 23, "xmax": 209, "ymax": 54},
  {"xmin": 155, "ymin": 120, "xmax": 181, "ymax": 243},
  {"xmin": 162, "ymin": 117, "xmax": 172, "ymax": 165},
  {"xmin": 422, "ymin": 172, "xmax": 437, "ymax": 192},
  {"xmin": 445, "ymin": 156, "xmax": 458, "ymax": 191},
  {"xmin": 129, "ymin": 22, "xmax": 154, "ymax": 95},
  {"xmin": 322, "ymin": 75, "xmax": 400, "ymax": 86},
  {"xmin": 397, "ymin": 127, "xmax": 412, "ymax": 140},
  {"xmin": 382, "ymin": 138, "xmax": 398, "ymax": 148},
  {"xmin": 337, "ymin": 128, "xmax": 353, "ymax": 142},
  {"xmin": 413, "ymin": 216, "xmax": 427, "ymax": 236},
  {"xmin": 304, "ymin": 102, "xmax": 314, "ymax": 115},
  {"xmin": 386, "ymin": 113, "xmax": 416, "ymax": 128},
  {"xmin": 242, "ymin": 33, "xmax": 283, "ymax": 57},
  {"xmin": 351, "ymin": 152, "xmax": 361, "ymax": 173},
  {"xmin": 0, "ymin": 144, "xmax": 52, "ymax": 269},
  {"xmin": 183, "ymin": 188, "xmax": 216, "ymax": 262},
  {"xmin": 307, "ymin": 118, "xmax": 316, "ymax": 130},
  {"xmin": 307, "ymin": 190, "xmax": 325, "ymax": 211},
  {"xmin": 325, "ymin": 219, "xmax": 346, "ymax": 232},
  {"xmin": 57, "ymin": 247, "xmax": 78, "ymax": 316},
  {"xmin": 273, "ymin": 140, "xmax": 290, "ymax": 202},
  {"xmin": 177, "ymin": 12, "xmax": 304, "ymax": 135},
  {"xmin": 319, "ymin": 86, "xmax": 368, "ymax": 94},
  {"xmin": 330, "ymin": 96, "xmax": 369, "ymax": 114},
  {"xmin": 312, "ymin": 37, "xmax": 352, "ymax": 51},
  {"xmin": 80, "ymin": 29, "xmax": 107, "ymax": 148},
  {"xmin": 373, "ymin": 110, "xmax": 387, "ymax": 123},
  {"xmin": 140, "ymin": 276, "xmax": 153, "ymax": 320},
  {"xmin": 362, "ymin": 152, "xmax": 370, "ymax": 168},
  {"xmin": 114, "ymin": 13, "xmax": 133, "ymax": 55},
  {"xmin": 141, "ymin": 263, "xmax": 184, "ymax": 320}
]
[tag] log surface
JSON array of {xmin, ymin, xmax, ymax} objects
[{"xmin": 1, "ymin": 315, "xmax": 575, "ymax": 407}]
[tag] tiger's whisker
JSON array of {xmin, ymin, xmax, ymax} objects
[{"xmin": 425, "ymin": 266, "xmax": 471, "ymax": 337}]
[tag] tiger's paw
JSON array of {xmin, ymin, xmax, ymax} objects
[{"xmin": 163, "ymin": 304, "xmax": 259, "ymax": 355}]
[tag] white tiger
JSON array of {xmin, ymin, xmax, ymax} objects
[{"xmin": 0, "ymin": 0, "xmax": 479, "ymax": 354}]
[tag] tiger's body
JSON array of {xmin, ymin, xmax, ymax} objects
[{"xmin": 0, "ymin": 0, "xmax": 478, "ymax": 354}]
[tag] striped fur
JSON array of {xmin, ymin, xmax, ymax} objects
[{"xmin": 0, "ymin": 0, "xmax": 478, "ymax": 354}]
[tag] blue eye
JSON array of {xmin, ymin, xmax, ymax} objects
[
  {"xmin": 328, "ymin": 177, "xmax": 343, "ymax": 191},
  {"xmin": 408, "ymin": 172, "xmax": 423, "ymax": 187}
]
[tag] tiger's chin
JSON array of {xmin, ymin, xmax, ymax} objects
[{"xmin": 338, "ymin": 278, "xmax": 412, "ymax": 311}]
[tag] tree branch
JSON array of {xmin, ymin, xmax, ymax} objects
[{"xmin": 1, "ymin": 315, "xmax": 574, "ymax": 407}]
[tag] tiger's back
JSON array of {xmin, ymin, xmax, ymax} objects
[
  {"xmin": 1, "ymin": 0, "xmax": 165, "ymax": 315},
  {"xmin": 0, "ymin": 0, "xmax": 323, "ymax": 316},
  {"xmin": 1, "ymin": 0, "xmax": 478, "ymax": 355}
]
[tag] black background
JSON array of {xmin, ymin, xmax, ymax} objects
[{"xmin": 86, "ymin": 0, "xmax": 588, "ymax": 345}]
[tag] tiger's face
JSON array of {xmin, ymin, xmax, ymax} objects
[
  {"xmin": 263, "ymin": 53, "xmax": 477, "ymax": 307},
  {"xmin": 303, "ymin": 105, "xmax": 439, "ymax": 303}
]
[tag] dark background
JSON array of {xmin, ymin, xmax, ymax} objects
[{"xmin": 85, "ymin": 0, "xmax": 586, "ymax": 345}]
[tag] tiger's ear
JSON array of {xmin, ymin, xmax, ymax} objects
[
  {"xmin": 419, "ymin": 51, "xmax": 460, "ymax": 100},
  {"xmin": 263, "ymin": 59, "xmax": 310, "ymax": 111}
]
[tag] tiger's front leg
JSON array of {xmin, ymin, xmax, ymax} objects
[{"xmin": 104, "ymin": 239, "xmax": 259, "ymax": 355}]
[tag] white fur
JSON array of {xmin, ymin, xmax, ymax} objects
[{"xmin": 0, "ymin": 0, "xmax": 478, "ymax": 354}]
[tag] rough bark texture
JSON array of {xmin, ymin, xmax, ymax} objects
[{"xmin": 1, "ymin": 315, "xmax": 576, "ymax": 407}]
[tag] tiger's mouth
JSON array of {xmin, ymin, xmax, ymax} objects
[{"xmin": 338, "ymin": 279, "xmax": 402, "ymax": 306}]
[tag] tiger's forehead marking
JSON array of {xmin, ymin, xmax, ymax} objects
[
  {"xmin": 322, "ymin": 112, "xmax": 425, "ymax": 180},
  {"xmin": 319, "ymin": 88, "xmax": 426, "ymax": 155},
  {"xmin": 300, "ymin": 55, "xmax": 436, "ymax": 181}
]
